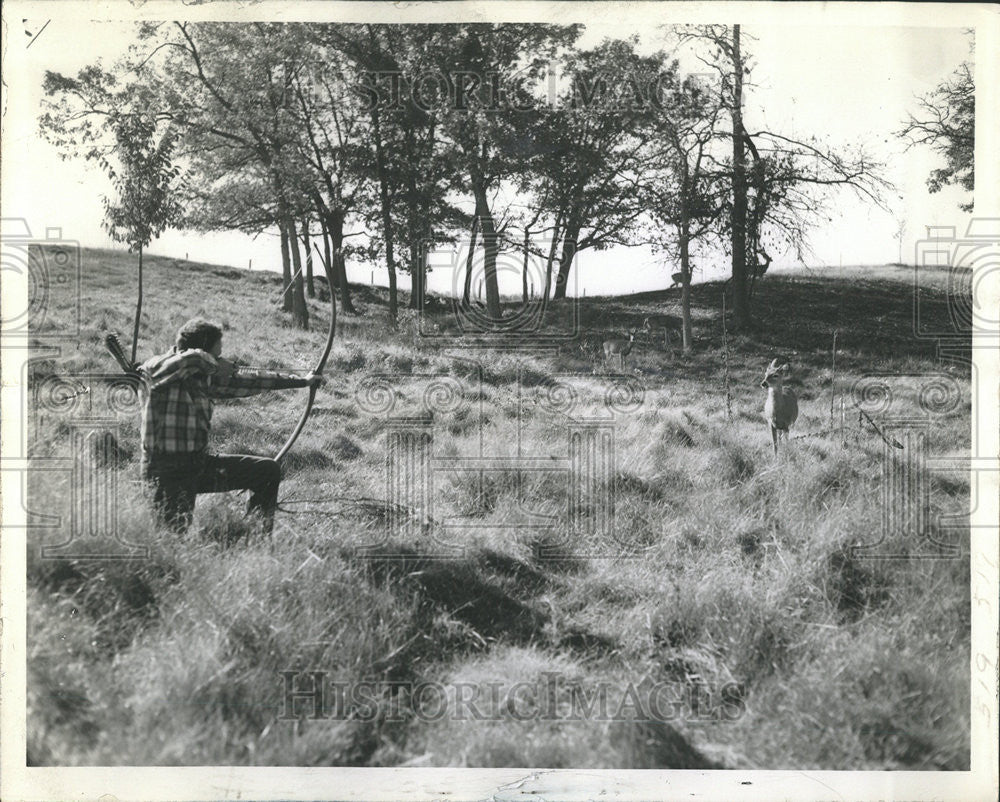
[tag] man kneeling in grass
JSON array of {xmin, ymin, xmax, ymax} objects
[{"xmin": 138, "ymin": 317, "xmax": 324, "ymax": 534}]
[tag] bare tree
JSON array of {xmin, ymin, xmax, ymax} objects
[
  {"xmin": 676, "ymin": 24, "xmax": 892, "ymax": 328},
  {"xmin": 898, "ymin": 39, "xmax": 974, "ymax": 212},
  {"xmin": 644, "ymin": 70, "xmax": 727, "ymax": 352},
  {"xmin": 894, "ymin": 217, "xmax": 907, "ymax": 265}
]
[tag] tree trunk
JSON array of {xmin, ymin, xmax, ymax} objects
[
  {"xmin": 419, "ymin": 118, "xmax": 437, "ymax": 310},
  {"xmin": 472, "ymin": 180, "xmax": 502, "ymax": 320},
  {"xmin": 463, "ymin": 214, "xmax": 479, "ymax": 306},
  {"xmin": 337, "ymin": 249, "xmax": 354, "ymax": 313},
  {"xmin": 406, "ymin": 242, "xmax": 424, "ymax": 311},
  {"xmin": 423, "ymin": 217, "xmax": 434, "ymax": 311},
  {"xmin": 336, "ymin": 250, "xmax": 353, "ymax": 313},
  {"xmin": 279, "ymin": 220, "xmax": 293, "ymax": 313},
  {"xmin": 293, "ymin": 269, "xmax": 309, "ymax": 330},
  {"xmin": 325, "ymin": 210, "xmax": 357, "ymax": 315},
  {"xmin": 522, "ymin": 227, "xmax": 530, "ymax": 303},
  {"xmin": 320, "ymin": 216, "xmax": 336, "ymax": 291},
  {"xmin": 386, "ymin": 237, "xmax": 398, "ymax": 324},
  {"xmin": 131, "ymin": 245, "xmax": 143, "ymax": 363},
  {"xmin": 286, "ymin": 217, "xmax": 310, "ymax": 330},
  {"xmin": 553, "ymin": 216, "xmax": 580, "ymax": 301},
  {"xmin": 370, "ymin": 95, "xmax": 398, "ymax": 322},
  {"xmin": 303, "ymin": 218, "xmax": 315, "ymax": 298},
  {"xmin": 404, "ymin": 124, "xmax": 423, "ymax": 311},
  {"xmin": 679, "ymin": 209, "xmax": 693, "ymax": 352},
  {"xmin": 543, "ymin": 214, "xmax": 563, "ymax": 303},
  {"xmin": 730, "ymin": 24, "xmax": 751, "ymax": 330},
  {"xmin": 407, "ymin": 239, "xmax": 423, "ymax": 310}
]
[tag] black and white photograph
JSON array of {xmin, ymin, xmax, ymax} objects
[{"xmin": 1, "ymin": 1, "xmax": 997, "ymax": 800}]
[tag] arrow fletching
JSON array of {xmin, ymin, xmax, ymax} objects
[{"xmin": 105, "ymin": 332, "xmax": 140, "ymax": 376}]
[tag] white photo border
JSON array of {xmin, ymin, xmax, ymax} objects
[{"xmin": 2, "ymin": 2, "xmax": 997, "ymax": 800}]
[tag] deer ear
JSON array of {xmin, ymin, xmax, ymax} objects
[{"xmin": 780, "ymin": 364, "xmax": 790, "ymax": 375}]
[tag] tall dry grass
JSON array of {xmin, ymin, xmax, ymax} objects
[{"xmin": 24, "ymin": 247, "xmax": 970, "ymax": 768}]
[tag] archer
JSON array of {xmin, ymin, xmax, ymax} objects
[{"xmin": 137, "ymin": 318, "xmax": 324, "ymax": 534}]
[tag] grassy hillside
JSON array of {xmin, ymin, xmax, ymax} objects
[{"xmin": 25, "ymin": 246, "xmax": 970, "ymax": 768}]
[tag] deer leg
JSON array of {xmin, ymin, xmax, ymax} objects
[{"xmin": 771, "ymin": 425, "xmax": 778, "ymax": 456}]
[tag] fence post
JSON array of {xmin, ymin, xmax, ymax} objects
[
  {"xmin": 722, "ymin": 294, "xmax": 732, "ymax": 421},
  {"xmin": 829, "ymin": 330, "xmax": 839, "ymax": 422}
]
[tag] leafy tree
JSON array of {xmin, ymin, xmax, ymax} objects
[
  {"xmin": 100, "ymin": 113, "xmax": 183, "ymax": 360},
  {"xmin": 43, "ymin": 22, "xmax": 315, "ymax": 328},
  {"xmin": 40, "ymin": 66, "xmax": 182, "ymax": 359},
  {"xmin": 899, "ymin": 52, "xmax": 974, "ymax": 212},
  {"xmin": 320, "ymin": 24, "xmax": 463, "ymax": 316},
  {"xmin": 286, "ymin": 26, "xmax": 372, "ymax": 316},
  {"xmin": 533, "ymin": 38, "xmax": 659, "ymax": 301},
  {"xmin": 144, "ymin": 22, "xmax": 313, "ymax": 327},
  {"xmin": 429, "ymin": 23, "xmax": 581, "ymax": 319}
]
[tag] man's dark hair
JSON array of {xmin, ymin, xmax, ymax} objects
[{"xmin": 176, "ymin": 318, "xmax": 223, "ymax": 352}]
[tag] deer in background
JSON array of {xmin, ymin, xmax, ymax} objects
[
  {"xmin": 760, "ymin": 358, "xmax": 798, "ymax": 455},
  {"xmin": 603, "ymin": 330, "xmax": 636, "ymax": 371},
  {"xmin": 669, "ymin": 271, "xmax": 684, "ymax": 289},
  {"xmin": 643, "ymin": 316, "xmax": 682, "ymax": 354}
]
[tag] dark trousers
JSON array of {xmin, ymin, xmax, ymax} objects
[{"xmin": 142, "ymin": 452, "xmax": 281, "ymax": 534}]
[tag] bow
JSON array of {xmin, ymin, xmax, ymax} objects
[{"xmin": 274, "ymin": 250, "xmax": 337, "ymax": 463}]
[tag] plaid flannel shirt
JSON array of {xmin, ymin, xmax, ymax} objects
[{"xmin": 139, "ymin": 347, "xmax": 309, "ymax": 456}]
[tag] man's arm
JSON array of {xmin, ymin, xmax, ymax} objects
[{"xmin": 210, "ymin": 361, "xmax": 319, "ymax": 399}]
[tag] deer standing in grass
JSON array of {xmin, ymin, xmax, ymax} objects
[
  {"xmin": 603, "ymin": 330, "xmax": 636, "ymax": 371},
  {"xmin": 760, "ymin": 358, "xmax": 798, "ymax": 455},
  {"xmin": 643, "ymin": 316, "xmax": 682, "ymax": 354}
]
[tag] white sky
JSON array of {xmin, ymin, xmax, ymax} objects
[{"xmin": 1, "ymin": 12, "xmax": 977, "ymax": 297}]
